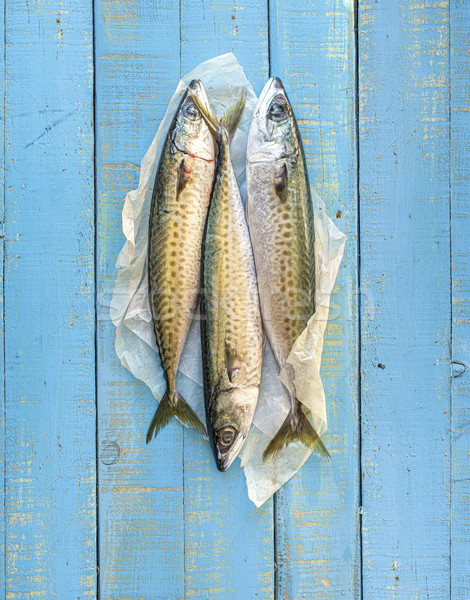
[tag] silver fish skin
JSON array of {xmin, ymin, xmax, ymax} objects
[
  {"xmin": 246, "ymin": 77, "xmax": 329, "ymax": 461},
  {"xmin": 193, "ymin": 92, "xmax": 263, "ymax": 471},
  {"xmin": 147, "ymin": 80, "xmax": 216, "ymax": 442}
]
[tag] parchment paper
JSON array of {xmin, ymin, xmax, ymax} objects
[{"xmin": 110, "ymin": 53, "xmax": 346, "ymax": 507}]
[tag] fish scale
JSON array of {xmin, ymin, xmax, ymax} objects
[
  {"xmin": 246, "ymin": 77, "xmax": 329, "ymax": 461},
  {"xmin": 192, "ymin": 90, "xmax": 263, "ymax": 471},
  {"xmin": 248, "ymin": 155, "xmax": 315, "ymax": 365},
  {"xmin": 150, "ymin": 151, "xmax": 214, "ymax": 376},
  {"xmin": 204, "ymin": 136, "xmax": 262, "ymax": 394},
  {"xmin": 147, "ymin": 80, "xmax": 216, "ymax": 442}
]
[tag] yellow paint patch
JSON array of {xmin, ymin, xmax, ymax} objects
[{"xmin": 111, "ymin": 484, "xmax": 182, "ymax": 493}]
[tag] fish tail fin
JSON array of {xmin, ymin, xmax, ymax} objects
[
  {"xmin": 146, "ymin": 390, "xmax": 207, "ymax": 443},
  {"xmin": 189, "ymin": 87, "xmax": 246, "ymax": 142},
  {"xmin": 262, "ymin": 408, "xmax": 330, "ymax": 462},
  {"xmin": 188, "ymin": 87, "xmax": 220, "ymax": 136},
  {"xmin": 221, "ymin": 90, "xmax": 246, "ymax": 141}
]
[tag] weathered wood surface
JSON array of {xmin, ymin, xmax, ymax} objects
[
  {"xmin": 180, "ymin": 4, "xmax": 274, "ymax": 600},
  {"xmin": 270, "ymin": 0, "xmax": 360, "ymax": 597},
  {"xmin": 450, "ymin": 1, "xmax": 470, "ymax": 597},
  {"xmin": 4, "ymin": 0, "xmax": 96, "ymax": 598},
  {"xmin": 359, "ymin": 1, "xmax": 452, "ymax": 598},
  {"xmin": 95, "ymin": 2, "xmax": 184, "ymax": 598},
  {"xmin": 2, "ymin": 0, "xmax": 469, "ymax": 598},
  {"xmin": 0, "ymin": 1, "xmax": 4, "ymax": 595}
]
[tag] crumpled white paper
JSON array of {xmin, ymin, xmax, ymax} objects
[{"xmin": 110, "ymin": 53, "xmax": 346, "ymax": 507}]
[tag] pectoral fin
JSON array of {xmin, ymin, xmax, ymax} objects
[
  {"xmin": 274, "ymin": 163, "xmax": 288, "ymax": 203},
  {"xmin": 225, "ymin": 343, "xmax": 241, "ymax": 383},
  {"xmin": 177, "ymin": 158, "xmax": 191, "ymax": 195}
]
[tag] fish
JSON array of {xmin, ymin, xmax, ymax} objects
[
  {"xmin": 246, "ymin": 77, "xmax": 330, "ymax": 461},
  {"xmin": 190, "ymin": 89, "xmax": 264, "ymax": 471},
  {"xmin": 146, "ymin": 79, "xmax": 216, "ymax": 442}
]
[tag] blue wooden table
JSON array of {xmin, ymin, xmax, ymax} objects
[{"xmin": 2, "ymin": 0, "xmax": 469, "ymax": 598}]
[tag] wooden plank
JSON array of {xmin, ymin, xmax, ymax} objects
[
  {"xmin": 181, "ymin": 0, "xmax": 268, "ymax": 83},
  {"xmin": 94, "ymin": 2, "xmax": 185, "ymax": 598},
  {"xmin": 359, "ymin": 1, "xmax": 451, "ymax": 597},
  {"xmin": 180, "ymin": 3, "xmax": 274, "ymax": 599},
  {"xmin": 4, "ymin": 1, "xmax": 96, "ymax": 598},
  {"xmin": 269, "ymin": 1, "xmax": 360, "ymax": 597},
  {"xmin": 450, "ymin": 1, "xmax": 470, "ymax": 597},
  {"xmin": 0, "ymin": 0, "xmax": 6, "ymax": 590},
  {"xmin": 0, "ymin": 0, "xmax": 4, "ymax": 592}
]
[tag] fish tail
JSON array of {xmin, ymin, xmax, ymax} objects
[
  {"xmin": 221, "ymin": 90, "xmax": 246, "ymax": 141},
  {"xmin": 262, "ymin": 407, "xmax": 330, "ymax": 462},
  {"xmin": 188, "ymin": 87, "xmax": 246, "ymax": 142},
  {"xmin": 146, "ymin": 389, "xmax": 207, "ymax": 443}
]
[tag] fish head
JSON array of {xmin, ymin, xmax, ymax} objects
[
  {"xmin": 247, "ymin": 77, "xmax": 300, "ymax": 163},
  {"xmin": 209, "ymin": 386, "xmax": 259, "ymax": 472},
  {"xmin": 171, "ymin": 79, "xmax": 216, "ymax": 162}
]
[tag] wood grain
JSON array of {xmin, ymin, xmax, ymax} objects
[
  {"xmin": 359, "ymin": 1, "xmax": 451, "ymax": 597},
  {"xmin": 4, "ymin": 0, "xmax": 96, "ymax": 598},
  {"xmin": 180, "ymin": 3, "xmax": 274, "ymax": 599},
  {"xmin": 0, "ymin": 0, "xmax": 4, "ymax": 592},
  {"xmin": 269, "ymin": 0, "xmax": 360, "ymax": 598},
  {"xmin": 94, "ymin": 1, "xmax": 184, "ymax": 598},
  {"xmin": 2, "ymin": 1, "xmax": 470, "ymax": 597},
  {"xmin": 450, "ymin": 1, "xmax": 470, "ymax": 597}
]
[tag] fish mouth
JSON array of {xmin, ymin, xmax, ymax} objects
[
  {"xmin": 187, "ymin": 79, "xmax": 212, "ymax": 117},
  {"xmin": 188, "ymin": 79, "xmax": 203, "ymax": 91},
  {"xmin": 171, "ymin": 139, "xmax": 215, "ymax": 163},
  {"xmin": 246, "ymin": 143, "xmax": 298, "ymax": 165},
  {"xmin": 215, "ymin": 432, "xmax": 246, "ymax": 472},
  {"xmin": 172, "ymin": 79, "xmax": 216, "ymax": 162},
  {"xmin": 254, "ymin": 76, "xmax": 287, "ymax": 118},
  {"xmin": 247, "ymin": 76, "xmax": 297, "ymax": 164},
  {"xmin": 209, "ymin": 386, "xmax": 259, "ymax": 471}
]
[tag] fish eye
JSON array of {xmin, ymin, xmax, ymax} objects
[
  {"xmin": 217, "ymin": 426, "xmax": 237, "ymax": 449},
  {"xmin": 182, "ymin": 101, "xmax": 199, "ymax": 120},
  {"xmin": 268, "ymin": 101, "xmax": 288, "ymax": 122}
]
